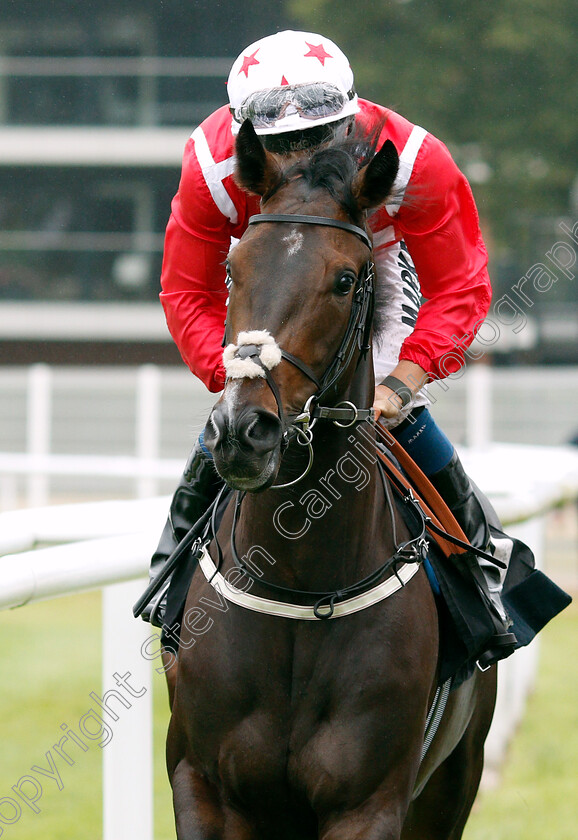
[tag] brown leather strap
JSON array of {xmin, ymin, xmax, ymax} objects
[{"xmin": 373, "ymin": 422, "xmax": 468, "ymax": 559}]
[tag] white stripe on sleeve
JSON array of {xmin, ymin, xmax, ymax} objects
[
  {"xmin": 386, "ymin": 125, "xmax": 427, "ymax": 216},
  {"xmin": 191, "ymin": 127, "xmax": 238, "ymax": 224}
]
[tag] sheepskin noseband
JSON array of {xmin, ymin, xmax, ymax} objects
[{"xmin": 223, "ymin": 330, "xmax": 283, "ymax": 380}]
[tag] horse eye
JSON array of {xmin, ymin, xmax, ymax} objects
[
  {"xmin": 225, "ymin": 264, "xmax": 234, "ymax": 290},
  {"xmin": 333, "ymin": 273, "xmax": 356, "ymax": 296}
]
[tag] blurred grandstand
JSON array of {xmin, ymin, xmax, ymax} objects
[
  {"xmin": 0, "ymin": 1, "xmax": 576, "ymax": 366},
  {"xmin": 0, "ymin": 0, "xmax": 289, "ymax": 365}
]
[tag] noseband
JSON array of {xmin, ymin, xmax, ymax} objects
[{"xmin": 240, "ymin": 213, "xmax": 376, "ymax": 434}]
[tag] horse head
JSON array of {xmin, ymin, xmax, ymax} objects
[{"xmin": 203, "ymin": 120, "xmax": 399, "ymax": 490}]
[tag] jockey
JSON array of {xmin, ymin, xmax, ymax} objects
[{"xmin": 143, "ymin": 29, "xmax": 517, "ymax": 665}]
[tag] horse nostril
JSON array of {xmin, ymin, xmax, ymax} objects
[
  {"xmin": 204, "ymin": 404, "xmax": 282, "ymax": 458},
  {"xmin": 237, "ymin": 409, "xmax": 282, "ymax": 454},
  {"xmin": 204, "ymin": 404, "xmax": 228, "ymax": 451}
]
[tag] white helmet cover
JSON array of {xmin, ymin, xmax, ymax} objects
[{"xmin": 227, "ymin": 30, "xmax": 359, "ymax": 136}]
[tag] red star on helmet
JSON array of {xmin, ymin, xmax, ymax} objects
[
  {"xmin": 238, "ymin": 49, "xmax": 260, "ymax": 78},
  {"xmin": 304, "ymin": 41, "xmax": 333, "ymax": 66}
]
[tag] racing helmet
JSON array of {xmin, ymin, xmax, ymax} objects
[{"xmin": 227, "ymin": 30, "xmax": 359, "ymax": 137}]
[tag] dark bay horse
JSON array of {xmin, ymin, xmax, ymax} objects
[{"xmin": 166, "ymin": 121, "xmax": 496, "ymax": 840}]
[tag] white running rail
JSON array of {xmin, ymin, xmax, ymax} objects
[
  {"xmin": 1, "ymin": 359, "xmax": 578, "ymax": 833},
  {"xmin": 1, "ymin": 443, "xmax": 577, "ymax": 835}
]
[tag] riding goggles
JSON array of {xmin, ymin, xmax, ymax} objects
[{"xmin": 232, "ymin": 83, "xmax": 355, "ymax": 129}]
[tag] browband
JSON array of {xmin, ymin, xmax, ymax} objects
[{"xmin": 248, "ymin": 213, "xmax": 372, "ymax": 251}]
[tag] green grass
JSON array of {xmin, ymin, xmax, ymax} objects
[
  {"xmin": 0, "ymin": 592, "xmax": 575, "ymax": 839},
  {"xmin": 0, "ymin": 593, "xmax": 103, "ymax": 839},
  {"xmin": 464, "ymin": 598, "xmax": 578, "ymax": 840},
  {"xmin": 0, "ymin": 591, "xmax": 176, "ymax": 840}
]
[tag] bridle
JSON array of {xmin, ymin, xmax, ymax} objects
[
  {"xmin": 134, "ymin": 211, "xmax": 430, "ymax": 624},
  {"xmin": 215, "ymin": 213, "xmax": 428, "ymax": 617},
  {"xmin": 239, "ymin": 213, "xmax": 376, "ymax": 444},
  {"xmin": 137, "ymin": 211, "xmax": 503, "ymax": 626}
]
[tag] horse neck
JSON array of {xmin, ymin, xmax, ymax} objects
[{"xmin": 236, "ymin": 358, "xmax": 391, "ymax": 586}]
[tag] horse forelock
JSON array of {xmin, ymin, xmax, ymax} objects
[{"xmin": 263, "ymin": 128, "xmax": 383, "ymax": 223}]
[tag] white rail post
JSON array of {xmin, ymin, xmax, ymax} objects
[
  {"xmin": 466, "ymin": 362, "xmax": 492, "ymax": 449},
  {"xmin": 26, "ymin": 364, "xmax": 52, "ymax": 507},
  {"xmin": 136, "ymin": 365, "xmax": 161, "ymax": 499},
  {"xmin": 102, "ymin": 579, "xmax": 153, "ymax": 840}
]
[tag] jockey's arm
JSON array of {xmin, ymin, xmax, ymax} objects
[
  {"xmin": 373, "ymin": 133, "xmax": 491, "ymax": 420},
  {"xmin": 158, "ymin": 129, "xmax": 246, "ymax": 393},
  {"xmin": 160, "ymin": 212, "xmax": 229, "ymax": 393}
]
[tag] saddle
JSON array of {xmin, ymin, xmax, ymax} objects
[{"xmin": 373, "ymin": 423, "xmax": 572, "ymax": 686}]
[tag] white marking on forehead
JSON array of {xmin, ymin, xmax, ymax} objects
[{"xmin": 283, "ymin": 229, "xmax": 304, "ymax": 257}]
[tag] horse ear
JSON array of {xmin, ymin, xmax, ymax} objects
[
  {"xmin": 353, "ymin": 139, "xmax": 400, "ymax": 210},
  {"xmin": 234, "ymin": 119, "xmax": 279, "ymax": 196}
]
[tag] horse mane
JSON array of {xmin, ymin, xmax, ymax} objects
[
  {"xmin": 265, "ymin": 127, "xmax": 383, "ymax": 223},
  {"xmin": 265, "ymin": 124, "xmax": 392, "ymax": 343}
]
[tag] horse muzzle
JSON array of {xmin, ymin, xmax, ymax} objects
[{"xmin": 203, "ymin": 399, "xmax": 283, "ymax": 491}]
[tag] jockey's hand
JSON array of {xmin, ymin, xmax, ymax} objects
[
  {"xmin": 374, "ymin": 384, "xmax": 405, "ymax": 419},
  {"xmin": 373, "ymin": 360, "xmax": 428, "ymax": 421}
]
